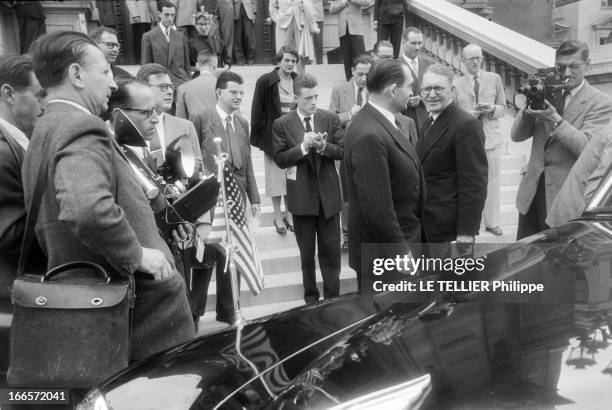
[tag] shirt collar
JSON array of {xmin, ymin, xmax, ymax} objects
[
  {"xmin": 0, "ymin": 117, "xmax": 28, "ymax": 150},
  {"xmin": 368, "ymin": 101, "xmax": 397, "ymax": 128},
  {"xmin": 569, "ymin": 79, "xmax": 585, "ymax": 98},
  {"xmin": 467, "ymin": 71, "xmax": 481, "ymax": 81},
  {"xmin": 216, "ymin": 105, "xmax": 234, "ymax": 122},
  {"xmin": 47, "ymin": 99, "xmax": 92, "ymax": 115},
  {"xmin": 297, "ymin": 109, "xmax": 315, "ymax": 125},
  {"xmin": 403, "ymin": 55, "xmax": 418, "ymax": 66}
]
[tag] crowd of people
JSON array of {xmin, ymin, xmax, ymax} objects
[{"xmin": 1, "ymin": 0, "xmax": 612, "ymax": 394}]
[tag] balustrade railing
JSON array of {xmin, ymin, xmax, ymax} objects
[{"xmin": 406, "ymin": 0, "xmax": 556, "ymax": 111}]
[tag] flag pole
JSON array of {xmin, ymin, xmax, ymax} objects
[{"xmin": 214, "ymin": 137, "xmax": 245, "ymax": 325}]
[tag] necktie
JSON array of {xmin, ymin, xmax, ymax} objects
[
  {"xmin": 421, "ymin": 115, "xmax": 434, "ymax": 138},
  {"xmin": 149, "ymin": 128, "xmax": 164, "ymax": 170},
  {"xmin": 563, "ymin": 90, "xmax": 572, "ymax": 110},
  {"xmin": 226, "ymin": 115, "xmax": 242, "ymax": 169},
  {"xmin": 357, "ymin": 87, "xmax": 363, "ymax": 107},
  {"xmin": 473, "ymin": 76, "xmax": 480, "ymax": 105},
  {"xmin": 304, "ymin": 116, "xmax": 312, "ymax": 132}
]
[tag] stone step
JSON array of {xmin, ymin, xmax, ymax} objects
[
  {"xmin": 500, "ymin": 169, "xmax": 522, "ymax": 186},
  {"xmin": 204, "ymin": 267, "xmax": 358, "ymax": 312}
]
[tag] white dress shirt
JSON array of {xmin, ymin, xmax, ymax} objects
[
  {"xmin": 0, "ymin": 118, "xmax": 29, "ymax": 150},
  {"xmin": 368, "ymin": 101, "xmax": 397, "ymax": 129}
]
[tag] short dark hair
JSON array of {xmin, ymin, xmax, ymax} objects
[
  {"xmin": 197, "ymin": 50, "xmax": 217, "ymax": 66},
  {"xmin": 30, "ymin": 31, "xmax": 97, "ymax": 89},
  {"xmin": 216, "ymin": 71, "xmax": 243, "ymax": 90},
  {"xmin": 424, "ymin": 64, "xmax": 454, "ymax": 84},
  {"xmin": 352, "ymin": 53, "xmax": 373, "ymax": 68},
  {"xmin": 366, "ymin": 59, "xmax": 408, "ymax": 94},
  {"xmin": 0, "ymin": 54, "xmax": 34, "ymax": 92},
  {"xmin": 88, "ymin": 26, "xmax": 117, "ymax": 42},
  {"xmin": 403, "ymin": 27, "xmax": 422, "ymax": 41},
  {"xmin": 136, "ymin": 63, "xmax": 170, "ymax": 82},
  {"xmin": 293, "ymin": 73, "xmax": 317, "ymax": 96},
  {"xmin": 195, "ymin": 12, "xmax": 211, "ymax": 23},
  {"xmin": 556, "ymin": 40, "xmax": 589, "ymax": 62},
  {"xmin": 275, "ymin": 45, "xmax": 299, "ymax": 64},
  {"xmin": 108, "ymin": 76, "xmax": 149, "ymax": 113},
  {"xmin": 373, "ymin": 40, "xmax": 393, "ymax": 54},
  {"xmin": 158, "ymin": 1, "xmax": 176, "ymax": 12}
]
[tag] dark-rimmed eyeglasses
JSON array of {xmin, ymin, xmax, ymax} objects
[
  {"xmin": 99, "ymin": 42, "xmax": 120, "ymax": 50},
  {"xmin": 121, "ymin": 106, "xmax": 158, "ymax": 119},
  {"xmin": 150, "ymin": 83, "xmax": 175, "ymax": 92},
  {"xmin": 421, "ymin": 86, "xmax": 451, "ymax": 96}
]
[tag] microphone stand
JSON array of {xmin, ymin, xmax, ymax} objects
[{"xmin": 214, "ymin": 137, "xmax": 245, "ymax": 325}]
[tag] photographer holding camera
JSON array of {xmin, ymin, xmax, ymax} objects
[{"xmin": 512, "ymin": 40, "xmax": 612, "ymax": 239}]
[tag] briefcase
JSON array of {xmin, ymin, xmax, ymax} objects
[{"xmin": 8, "ymin": 261, "xmax": 135, "ymax": 388}]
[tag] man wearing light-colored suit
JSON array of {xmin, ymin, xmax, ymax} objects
[
  {"xmin": 512, "ymin": 40, "xmax": 612, "ymax": 239},
  {"xmin": 191, "ymin": 71, "xmax": 260, "ymax": 323},
  {"xmin": 454, "ymin": 44, "xmax": 507, "ymax": 236},
  {"xmin": 141, "ymin": 1, "xmax": 192, "ymax": 86},
  {"xmin": 329, "ymin": 0, "xmax": 373, "ymax": 81},
  {"xmin": 176, "ymin": 50, "xmax": 219, "ymax": 121},
  {"xmin": 233, "ymin": 0, "xmax": 256, "ymax": 65},
  {"xmin": 136, "ymin": 64, "xmax": 202, "ymax": 171},
  {"xmin": 272, "ymin": 74, "xmax": 343, "ymax": 304},
  {"xmin": 400, "ymin": 27, "xmax": 435, "ymax": 135}
]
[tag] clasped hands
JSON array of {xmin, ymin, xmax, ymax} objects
[
  {"xmin": 303, "ymin": 131, "xmax": 327, "ymax": 153},
  {"xmin": 524, "ymin": 100, "xmax": 563, "ymax": 125}
]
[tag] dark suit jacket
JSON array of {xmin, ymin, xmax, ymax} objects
[
  {"xmin": 416, "ymin": 102, "xmax": 488, "ymax": 242},
  {"xmin": 271, "ymin": 109, "xmax": 343, "ymax": 218},
  {"xmin": 250, "ymin": 67, "xmax": 297, "ymax": 157},
  {"xmin": 374, "ymin": 0, "xmax": 404, "ymax": 24},
  {"xmin": 141, "ymin": 26, "xmax": 191, "ymax": 85},
  {"xmin": 193, "ymin": 108, "xmax": 260, "ymax": 204},
  {"xmin": 344, "ymin": 103, "xmax": 425, "ymax": 274},
  {"xmin": 400, "ymin": 54, "xmax": 434, "ymax": 132}
]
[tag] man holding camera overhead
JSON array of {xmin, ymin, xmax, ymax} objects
[{"xmin": 512, "ymin": 40, "xmax": 612, "ymax": 239}]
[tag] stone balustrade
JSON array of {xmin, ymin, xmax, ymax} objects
[{"xmin": 406, "ymin": 0, "xmax": 557, "ymax": 110}]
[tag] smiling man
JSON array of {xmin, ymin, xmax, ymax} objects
[
  {"xmin": 511, "ymin": 40, "xmax": 612, "ymax": 239},
  {"xmin": 416, "ymin": 64, "xmax": 487, "ymax": 250},
  {"xmin": 89, "ymin": 26, "xmax": 130, "ymax": 78},
  {"xmin": 272, "ymin": 74, "xmax": 344, "ymax": 304}
]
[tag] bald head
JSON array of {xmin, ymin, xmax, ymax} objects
[{"xmin": 462, "ymin": 44, "xmax": 483, "ymax": 76}]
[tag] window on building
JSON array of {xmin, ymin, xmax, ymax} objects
[{"xmin": 603, "ymin": 0, "xmax": 612, "ymax": 8}]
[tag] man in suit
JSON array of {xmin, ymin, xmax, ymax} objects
[
  {"xmin": 272, "ymin": 74, "xmax": 343, "ymax": 304},
  {"xmin": 547, "ymin": 122, "xmax": 612, "ymax": 228},
  {"xmin": 233, "ymin": 0, "xmax": 256, "ymax": 65},
  {"xmin": 141, "ymin": 1, "xmax": 192, "ymax": 86},
  {"xmin": 191, "ymin": 71, "xmax": 260, "ymax": 323},
  {"xmin": 329, "ymin": 0, "xmax": 373, "ymax": 81},
  {"xmin": 176, "ymin": 50, "xmax": 219, "ymax": 121},
  {"xmin": 188, "ymin": 12, "xmax": 228, "ymax": 67},
  {"xmin": 0, "ymin": 54, "xmax": 46, "ymax": 373},
  {"xmin": 512, "ymin": 40, "xmax": 612, "ymax": 239},
  {"xmin": 136, "ymin": 64, "xmax": 202, "ymax": 171},
  {"xmin": 23, "ymin": 31, "xmax": 194, "ymax": 363},
  {"xmin": 453, "ymin": 43, "xmax": 507, "ymax": 236},
  {"xmin": 372, "ymin": 40, "xmax": 394, "ymax": 61},
  {"xmin": 373, "ymin": 0, "xmax": 404, "ymax": 59},
  {"xmin": 417, "ymin": 64, "xmax": 487, "ymax": 247},
  {"xmin": 88, "ymin": 26, "xmax": 131, "ymax": 78},
  {"xmin": 345, "ymin": 59, "xmax": 424, "ymax": 285},
  {"xmin": 401, "ymin": 27, "xmax": 434, "ymax": 134},
  {"xmin": 329, "ymin": 53, "xmax": 372, "ymax": 251}
]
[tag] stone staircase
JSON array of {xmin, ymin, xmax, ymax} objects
[{"xmin": 192, "ymin": 64, "xmax": 528, "ymax": 332}]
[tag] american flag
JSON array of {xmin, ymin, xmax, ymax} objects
[{"xmin": 208, "ymin": 163, "xmax": 264, "ymax": 295}]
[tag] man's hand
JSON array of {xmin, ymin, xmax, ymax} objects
[
  {"xmin": 301, "ymin": 132, "xmax": 314, "ymax": 152},
  {"xmin": 172, "ymin": 223, "xmax": 193, "ymax": 250},
  {"xmin": 525, "ymin": 100, "xmax": 562, "ymax": 124},
  {"xmin": 350, "ymin": 104, "xmax": 361, "ymax": 117},
  {"xmin": 251, "ymin": 203, "xmax": 260, "ymax": 217},
  {"xmin": 137, "ymin": 247, "xmax": 173, "ymax": 280},
  {"xmin": 312, "ymin": 132, "xmax": 327, "ymax": 152},
  {"xmin": 406, "ymin": 95, "xmax": 421, "ymax": 108},
  {"xmin": 373, "ymin": 20, "xmax": 378, "ymax": 31},
  {"xmin": 196, "ymin": 222, "xmax": 212, "ymax": 243}
]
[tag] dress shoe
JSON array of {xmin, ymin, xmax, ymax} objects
[
  {"xmin": 283, "ymin": 215, "xmax": 294, "ymax": 232},
  {"xmin": 485, "ymin": 226, "xmax": 504, "ymax": 236},
  {"xmin": 274, "ymin": 218, "xmax": 287, "ymax": 235},
  {"xmin": 216, "ymin": 313, "xmax": 236, "ymax": 324}
]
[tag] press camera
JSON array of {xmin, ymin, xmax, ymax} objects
[
  {"xmin": 113, "ymin": 109, "xmax": 220, "ymax": 242},
  {"xmin": 516, "ymin": 65, "xmax": 570, "ymax": 112}
]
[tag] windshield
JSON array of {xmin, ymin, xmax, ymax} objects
[{"xmin": 583, "ymin": 162, "xmax": 612, "ymax": 214}]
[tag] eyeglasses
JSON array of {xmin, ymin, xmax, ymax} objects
[
  {"xmin": 122, "ymin": 106, "xmax": 158, "ymax": 119},
  {"xmin": 150, "ymin": 83, "xmax": 175, "ymax": 92},
  {"xmin": 464, "ymin": 57, "xmax": 482, "ymax": 63},
  {"xmin": 99, "ymin": 42, "xmax": 120, "ymax": 50},
  {"xmin": 421, "ymin": 86, "xmax": 451, "ymax": 96}
]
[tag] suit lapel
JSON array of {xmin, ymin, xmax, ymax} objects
[
  {"xmin": 416, "ymin": 105, "xmax": 453, "ymax": 162},
  {"xmin": 563, "ymin": 82, "xmax": 590, "ymax": 125},
  {"xmin": 344, "ymin": 81, "xmax": 356, "ymax": 108},
  {"xmin": 167, "ymin": 29, "xmax": 177, "ymax": 65}
]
